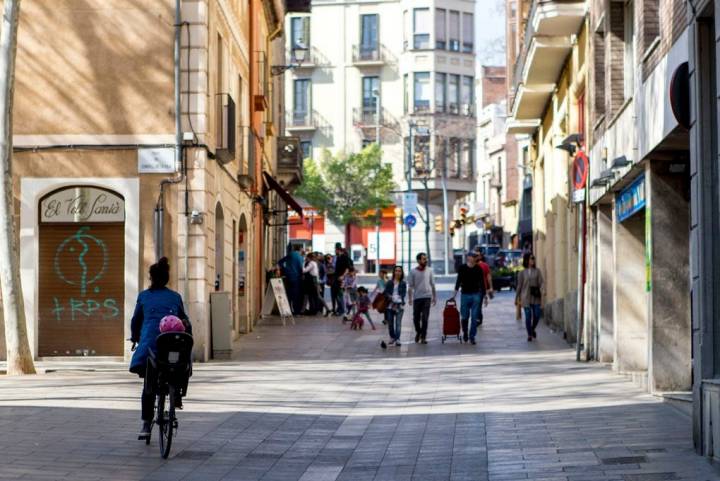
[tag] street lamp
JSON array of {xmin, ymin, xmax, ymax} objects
[{"xmin": 270, "ymin": 45, "xmax": 308, "ymax": 76}]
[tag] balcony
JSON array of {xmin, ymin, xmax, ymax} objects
[
  {"xmin": 352, "ymin": 44, "xmax": 387, "ymax": 66},
  {"xmin": 286, "ymin": 110, "xmax": 317, "ymax": 133},
  {"xmin": 508, "ymin": 0, "xmax": 586, "ymax": 129},
  {"xmin": 353, "ymin": 107, "xmax": 383, "ymax": 127},
  {"xmin": 276, "ymin": 136, "xmax": 304, "ymax": 188}
]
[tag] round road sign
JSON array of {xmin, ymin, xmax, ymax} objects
[
  {"xmin": 573, "ymin": 151, "xmax": 589, "ymax": 190},
  {"xmin": 404, "ymin": 214, "xmax": 417, "ymax": 228}
]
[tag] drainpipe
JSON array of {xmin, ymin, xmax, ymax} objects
[{"xmin": 155, "ymin": 0, "xmax": 186, "ymax": 301}]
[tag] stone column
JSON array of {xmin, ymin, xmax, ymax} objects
[
  {"xmin": 648, "ymin": 161, "xmax": 691, "ymax": 392},
  {"xmin": 598, "ymin": 204, "xmax": 614, "ymax": 363},
  {"xmin": 613, "ymin": 195, "xmax": 648, "ymax": 374}
]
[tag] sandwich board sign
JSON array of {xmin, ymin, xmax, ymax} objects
[{"xmin": 262, "ymin": 278, "xmax": 294, "ymax": 325}]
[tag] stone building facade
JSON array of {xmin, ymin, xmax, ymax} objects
[{"xmin": 0, "ymin": 0, "xmax": 308, "ymax": 362}]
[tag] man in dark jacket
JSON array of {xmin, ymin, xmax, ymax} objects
[
  {"xmin": 332, "ymin": 243, "xmax": 352, "ymax": 315},
  {"xmin": 278, "ymin": 244, "xmax": 305, "ymax": 315}
]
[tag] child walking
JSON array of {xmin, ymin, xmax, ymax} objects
[{"xmin": 351, "ymin": 287, "xmax": 376, "ymax": 330}]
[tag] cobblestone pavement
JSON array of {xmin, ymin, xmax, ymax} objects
[{"xmin": 0, "ymin": 291, "xmax": 718, "ymax": 481}]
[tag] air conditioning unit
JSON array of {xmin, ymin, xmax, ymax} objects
[{"xmin": 216, "ymin": 93, "xmax": 236, "ymax": 165}]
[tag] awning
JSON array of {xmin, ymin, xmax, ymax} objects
[{"xmin": 262, "ymin": 171, "xmax": 304, "ymax": 218}]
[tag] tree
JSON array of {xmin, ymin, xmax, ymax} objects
[
  {"xmin": 296, "ymin": 144, "xmax": 395, "ymax": 228},
  {"xmin": 0, "ymin": 0, "xmax": 35, "ymax": 375}
]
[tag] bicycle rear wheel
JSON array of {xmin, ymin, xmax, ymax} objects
[{"xmin": 157, "ymin": 389, "xmax": 174, "ymax": 459}]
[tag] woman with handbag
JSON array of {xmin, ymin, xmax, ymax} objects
[
  {"xmin": 380, "ymin": 266, "xmax": 407, "ymax": 348},
  {"xmin": 515, "ymin": 253, "xmax": 544, "ymax": 341}
]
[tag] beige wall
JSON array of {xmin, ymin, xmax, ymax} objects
[{"xmin": 14, "ymin": 0, "xmax": 175, "ymax": 135}]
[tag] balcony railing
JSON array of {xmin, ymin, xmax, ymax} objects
[
  {"xmin": 352, "ymin": 44, "xmax": 386, "ymax": 64},
  {"xmin": 353, "ymin": 107, "xmax": 383, "ymax": 127},
  {"xmin": 286, "ymin": 110, "xmax": 317, "ymax": 130}
]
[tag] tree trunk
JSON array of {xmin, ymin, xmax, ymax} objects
[{"xmin": 0, "ymin": 0, "xmax": 35, "ymax": 375}]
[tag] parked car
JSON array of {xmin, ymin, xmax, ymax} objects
[{"xmin": 496, "ymin": 249, "xmax": 523, "ymax": 269}]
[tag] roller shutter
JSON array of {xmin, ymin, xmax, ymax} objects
[{"xmin": 38, "ymin": 223, "xmax": 125, "ymax": 356}]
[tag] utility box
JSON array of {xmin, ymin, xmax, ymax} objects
[{"xmin": 210, "ymin": 291, "xmax": 232, "ymax": 360}]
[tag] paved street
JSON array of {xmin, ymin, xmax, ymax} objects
[{"xmin": 0, "ymin": 291, "xmax": 718, "ymax": 481}]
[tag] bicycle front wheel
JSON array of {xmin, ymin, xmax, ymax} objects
[{"xmin": 157, "ymin": 389, "xmax": 174, "ymax": 459}]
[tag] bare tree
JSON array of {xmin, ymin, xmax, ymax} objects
[{"xmin": 0, "ymin": 0, "xmax": 35, "ymax": 375}]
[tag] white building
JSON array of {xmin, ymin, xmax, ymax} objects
[{"xmin": 284, "ymin": 0, "xmax": 477, "ymax": 272}]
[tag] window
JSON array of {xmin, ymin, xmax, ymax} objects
[
  {"xmin": 435, "ymin": 73, "xmax": 446, "ymax": 112},
  {"xmin": 623, "ymin": 0, "xmax": 635, "ymax": 99},
  {"xmin": 448, "ymin": 74, "xmax": 459, "ymax": 113},
  {"xmin": 435, "ymin": 9, "xmax": 446, "ymax": 49},
  {"xmin": 448, "ymin": 11, "xmax": 460, "ymax": 51},
  {"xmin": 300, "ymin": 141, "xmax": 312, "ymax": 159},
  {"xmin": 362, "ymin": 76, "xmax": 380, "ymax": 120},
  {"xmin": 461, "ymin": 76, "xmax": 473, "ymax": 115},
  {"xmin": 403, "ymin": 74, "xmax": 409, "ymax": 113},
  {"xmin": 293, "ymin": 79, "xmax": 310, "ymax": 123},
  {"xmin": 360, "ymin": 14, "xmax": 379, "ymax": 58},
  {"xmin": 290, "ymin": 17, "xmax": 310, "ymax": 49},
  {"xmin": 413, "ymin": 8, "xmax": 430, "ymax": 49},
  {"xmin": 462, "ymin": 13, "xmax": 473, "ymax": 53},
  {"xmin": 414, "ymin": 72, "xmax": 431, "ymax": 111}
]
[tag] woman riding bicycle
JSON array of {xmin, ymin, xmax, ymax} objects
[{"xmin": 129, "ymin": 257, "xmax": 192, "ymax": 439}]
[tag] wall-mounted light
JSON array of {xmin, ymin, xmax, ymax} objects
[
  {"xmin": 610, "ymin": 155, "xmax": 631, "ymax": 170},
  {"xmin": 271, "ymin": 45, "xmax": 308, "ymax": 76},
  {"xmin": 555, "ymin": 133, "xmax": 584, "ymax": 155}
]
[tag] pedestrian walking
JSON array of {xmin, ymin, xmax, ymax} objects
[
  {"xmin": 381, "ymin": 265, "xmax": 407, "ymax": 347},
  {"xmin": 129, "ymin": 257, "xmax": 192, "ymax": 439},
  {"xmin": 452, "ymin": 251, "xmax": 487, "ymax": 345},
  {"xmin": 317, "ymin": 252, "xmax": 333, "ymax": 316},
  {"xmin": 351, "ymin": 286, "xmax": 376, "ymax": 330},
  {"xmin": 332, "ymin": 243, "xmax": 352, "ymax": 316},
  {"xmin": 408, "ymin": 252, "xmax": 436, "ymax": 344},
  {"xmin": 515, "ymin": 253, "xmax": 544, "ymax": 341},
  {"xmin": 324, "ymin": 254, "xmax": 337, "ymax": 314}
]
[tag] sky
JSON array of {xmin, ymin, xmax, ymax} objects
[{"xmin": 475, "ymin": 0, "xmax": 506, "ymax": 66}]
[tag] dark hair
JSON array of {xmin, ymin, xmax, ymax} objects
[
  {"xmin": 416, "ymin": 252, "xmax": 427, "ymax": 261},
  {"xmin": 358, "ymin": 286, "xmax": 368, "ymax": 294},
  {"xmin": 392, "ymin": 265, "xmax": 405, "ymax": 281},
  {"xmin": 379, "ymin": 269, "xmax": 388, "ymax": 277},
  {"xmin": 293, "ymin": 244, "xmax": 303, "ymax": 251},
  {"xmin": 523, "ymin": 253, "xmax": 535, "ymax": 269},
  {"xmin": 150, "ymin": 257, "xmax": 170, "ymax": 290},
  {"xmin": 348, "ymin": 266, "xmax": 355, "ymax": 273}
]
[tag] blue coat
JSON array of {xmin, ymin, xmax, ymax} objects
[
  {"xmin": 129, "ymin": 287, "xmax": 190, "ymax": 376},
  {"xmin": 278, "ymin": 251, "xmax": 304, "ymax": 280}
]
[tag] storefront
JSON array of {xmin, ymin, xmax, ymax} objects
[{"xmin": 20, "ymin": 178, "xmax": 140, "ymax": 359}]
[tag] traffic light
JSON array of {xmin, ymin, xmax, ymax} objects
[
  {"xmin": 434, "ymin": 215, "xmax": 443, "ymax": 233},
  {"xmin": 394, "ymin": 207, "xmax": 403, "ymax": 225},
  {"xmin": 459, "ymin": 206, "xmax": 468, "ymax": 225}
]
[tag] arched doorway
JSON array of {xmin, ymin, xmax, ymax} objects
[
  {"xmin": 238, "ymin": 214, "xmax": 249, "ymax": 333},
  {"xmin": 37, "ymin": 186, "xmax": 125, "ymax": 356},
  {"xmin": 215, "ymin": 202, "xmax": 224, "ymax": 291}
]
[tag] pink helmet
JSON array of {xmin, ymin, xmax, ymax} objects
[{"xmin": 159, "ymin": 315, "xmax": 185, "ymax": 333}]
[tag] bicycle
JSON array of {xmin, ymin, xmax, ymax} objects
[{"xmin": 133, "ymin": 332, "xmax": 193, "ymax": 459}]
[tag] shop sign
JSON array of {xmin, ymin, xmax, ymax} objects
[
  {"xmin": 138, "ymin": 147, "xmax": 176, "ymax": 173},
  {"xmin": 41, "ymin": 187, "xmax": 125, "ymax": 223},
  {"xmin": 616, "ymin": 174, "xmax": 646, "ymax": 223}
]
